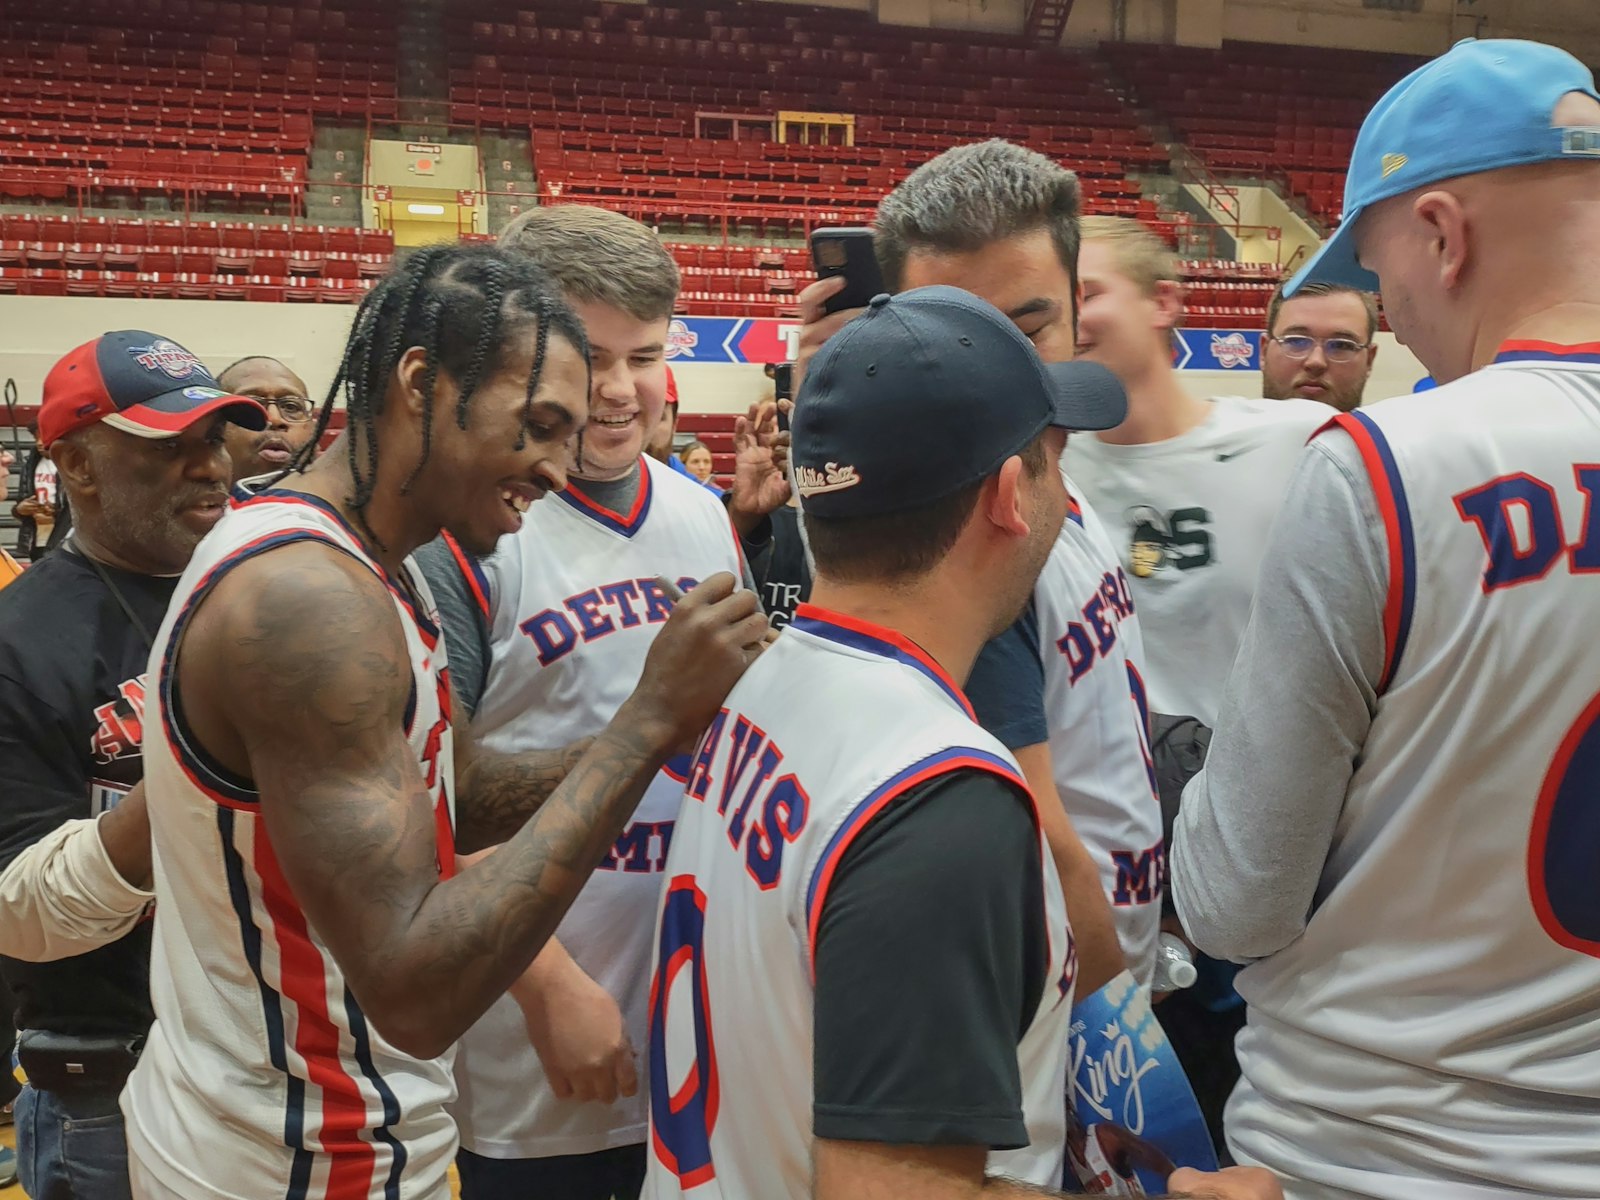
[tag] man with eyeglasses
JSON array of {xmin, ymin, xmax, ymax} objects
[
  {"xmin": 216, "ymin": 356, "xmax": 319, "ymax": 480},
  {"xmin": 1259, "ymin": 282, "xmax": 1379, "ymax": 413}
]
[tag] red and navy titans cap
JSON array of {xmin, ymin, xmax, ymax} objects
[
  {"xmin": 39, "ymin": 331, "xmax": 267, "ymax": 449},
  {"xmin": 792, "ymin": 286, "xmax": 1126, "ymax": 518}
]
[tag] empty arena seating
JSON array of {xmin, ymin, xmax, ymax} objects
[
  {"xmin": 0, "ymin": 213, "xmax": 391, "ymax": 301},
  {"xmin": 1101, "ymin": 40, "xmax": 1420, "ymax": 223},
  {"xmin": 1178, "ymin": 259, "xmax": 1280, "ymax": 329},
  {"xmin": 0, "ymin": 0, "xmax": 397, "ymax": 212},
  {"xmin": 665, "ymin": 241, "xmax": 809, "ymax": 317},
  {"xmin": 450, "ymin": 0, "xmax": 1167, "ymax": 242},
  {"xmin": 0, "ymin": 0, "xmax": 1375, "ymax": 321}
]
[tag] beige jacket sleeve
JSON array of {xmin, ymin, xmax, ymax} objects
[{"xmin": 0, "ymin": 813, "xmax": 155, "ymax": 962}]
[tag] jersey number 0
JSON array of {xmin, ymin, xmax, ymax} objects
[
  {"xmin": 649, "ymin": 876, "xmax": 720, "ymax": 1187},
  {"xmin": 1529, "ymin": 690, "xmax": 1600, "ymax": 959}
]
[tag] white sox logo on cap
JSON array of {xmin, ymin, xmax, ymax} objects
[
  {"xmin": 795, "ymin": 462, "xmax": 862, "ymax": 496},
  {"xmin": 131, "ymin": 339, "xmax": 202, "ymax": 380}
]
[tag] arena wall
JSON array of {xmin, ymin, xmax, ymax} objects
[{"xmin": 0, "ymin": 294, "xmax": 1428, "ymax": 418}]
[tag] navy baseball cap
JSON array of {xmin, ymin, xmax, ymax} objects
[
  {"xmin": 40, "ymin": 331, "xmax": 266, "ymax": 449},
  {"xmin": 1288, "ymin": 39, "xmax": 1600, "ymax": 297},
  {"xmin": 793, "ymin": 286, "xmax": 1126, "ymax": 518}
]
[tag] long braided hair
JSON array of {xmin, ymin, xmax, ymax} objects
[{"xmin": 287, "ymin": 243, "xmax": 589, "ymax": 544}]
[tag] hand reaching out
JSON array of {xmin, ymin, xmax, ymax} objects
[{"xmin": 728, "ymin": 400, "xmax": 792, "ymax": 535}]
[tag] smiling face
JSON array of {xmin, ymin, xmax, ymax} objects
[
  {"xmin": 219, "ymin": 358, "xmax": 319, "ymax": 479},
  {"xmin": 413, "ymin": 330, "xmax": 592, "ymax": 558},
  {"xmin": 899, "ymin": 228, "xmax": 1078, "ymax": 365},
  {"xmin": 1073, "ymin": 240, "xmax": 1177, "ymax": 385},
  {"xmin": 570, "ymin": 299, "xmax": 670, "ymax": 481}
]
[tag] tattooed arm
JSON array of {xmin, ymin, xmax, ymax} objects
[
  {"xmin": 452, "ymin": 724, "xmax": 595, "ymax": 856},
  {"xmin": 178, "ymin": 545, "xmax": 765, "ymax": 1059}
]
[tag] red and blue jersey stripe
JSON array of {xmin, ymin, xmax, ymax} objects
[
  {"xmin": 789, "ymin": 603, "xmax": 974, "ymax": 719},
  {"xmin": 1324, "ymin": 411, "xmax": 1416, "ymax": 692},
  {"xmin": 558, "ymin": 457, "xmax": 655, "ymax": 537},
  {"xmin": 442, "ymin": 531, "xmax": 491, "ymax": 618},
  {"xmin": 1493, "ymin": 340, "xmax": 1600, "ymax": 368},
  {"xmin": 802, "ymin": 745, "xmax": 1029, "ymax": 976}
]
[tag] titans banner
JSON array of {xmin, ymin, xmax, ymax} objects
[{"xmin": 666, "ymin": 317, "xmax": 1263, "ymax": 372}]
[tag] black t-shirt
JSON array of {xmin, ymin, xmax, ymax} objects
[
  {"xmin": 965, "ymin": 599, "xmax": 1048, "ymax": 751},
  {"xmin": 738, "ymin": 505, "xmax": 812, "ymax": 629},
  {"xmin": 812, "ymin": 769, "xmax": 1049, "ymax": 1148},
  {"xmin": 0, "ymin": 545, "xmax": 177, "ymax": 1036}
]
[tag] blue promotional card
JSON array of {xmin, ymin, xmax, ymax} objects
[{"xmin": 1063, "ymin": 973, "xmax": 1218, "ymax": 1194}]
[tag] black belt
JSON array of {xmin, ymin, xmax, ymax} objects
[{"xmin": 16, "ymin": 1029, "xmax": 144, "ymax": 1094}]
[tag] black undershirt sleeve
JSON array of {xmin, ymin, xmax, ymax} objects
[
  {"xmin": 966, "ymin": 600, "xmax": 1048, "ymax": 751},
  {"xmin": 812, "ymin": 769, "xmax": 1048, "ymax": 1149}
]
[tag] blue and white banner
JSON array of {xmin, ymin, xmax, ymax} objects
[
  {"xmin": 1172, "ymin": 328, "xmax": 1262, "ymax": 372},
  {"xmin": 666, "ymin": 316, "xmax": 798, "ymax": 364},
  {"xmin": 1064, "ymin": 973, "xmax": 1218, "ymax": 1194},
  {"xmin": 665, "ymin": 316, "xmax": 1265, "ymax": 372}
]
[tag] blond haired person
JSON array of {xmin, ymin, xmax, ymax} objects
[
  {"xmin": 1063, "ymin": 218, "xmax": 1329, "ymax": 1148},
  {"xmin": 1067, "ymin": 217, "xmax": 1329, "ymax": 726}
]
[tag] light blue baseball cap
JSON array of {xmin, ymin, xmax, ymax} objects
[{"xmin": 1286, "ymin": 39, "xmax": 1600, "ymax": 297}]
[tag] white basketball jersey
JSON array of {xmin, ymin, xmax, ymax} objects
[
  {"xmin": 1228, "ymin": 348, "xmax": 1600, "ymax": 1199},
  {"xmin": 453, "ymin": 457, "xmax": 743, "ymax": 1160},
  {"xmin": 123, "ymin": 488, "xmax": 460, "ymax": 1200},
  {"xmin": 643, "ymin": 606, "xmax": 1075, "ymax": 1200},
  {"xmin": 1035, "ymin": 476, "xmax": 1164, "ymax": 984}
]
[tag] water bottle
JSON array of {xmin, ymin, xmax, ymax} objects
[{"xmin": 1152, "ymin": 932, "xmax": 1198, "ymax": 992}]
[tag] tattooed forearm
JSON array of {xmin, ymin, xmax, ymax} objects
[
  {"xmin": 210, "ymin": 549, "xmax": 756, "ymax": 1061},
  {"xmin": 453, "ymin": 736, "xmax": 596, "ymax": 855},
  {"xmin": 372, "ymin": 703, "xmax": 674, "ymax": 1054}
]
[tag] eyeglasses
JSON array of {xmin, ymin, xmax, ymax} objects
[
  {"xmin": 255, "ymin": 395, "xmax": 315, "ymax": 423},
  {"xmin": 1268, "ymin": 335, "xmax": 1372, "ymax": 363}
]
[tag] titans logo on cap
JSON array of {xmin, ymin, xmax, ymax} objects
[{"xmin": 130, "ymin": 339, "xmax": 203, "ymax": 380}]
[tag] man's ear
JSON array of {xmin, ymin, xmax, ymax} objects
[
  {"xmin": 394, "ymin": 345, "xmax": 432, "ymax": 417},
  {"xmin": 983, "ymin": 456, "xmax": 1031, "ymax": 539},
  {"xmin": 50, "ymin": 434, "xmax": 95, "ymax": 496},
  {"xmin": 1152, "ymin": 279, "xmax": 1184, "ymax": 332},
  {"xmin": 1414, "ymin": 189, "xmax": 1469, "ymax": 291}
]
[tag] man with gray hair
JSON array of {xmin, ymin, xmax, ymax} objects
[{"xmin": 799, "ymin": 140, "xmax": 1165, "ymax": 998}]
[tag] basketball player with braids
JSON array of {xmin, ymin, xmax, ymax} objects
[
  {"xmin": 119, "ymin": 243, "xmax": 769, "ymax": 1200},
  {"xmin": 427, "ymin": 205, "xmax": 745, "ymax": 1200}
]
